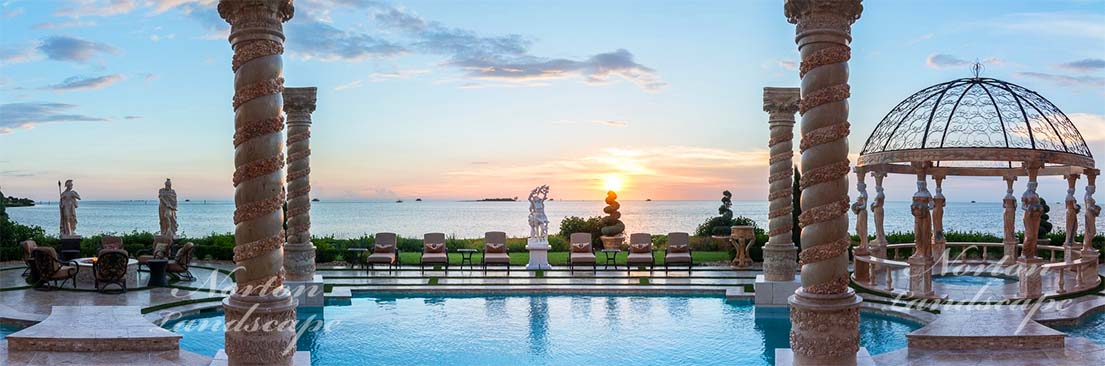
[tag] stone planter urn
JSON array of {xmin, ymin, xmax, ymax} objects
[
  {"xmin": 601, "ymin": 234, "xmax": 626, "ymax": 250},
  {"xmin": 730, "ymin": 225, "xmax": 755, "ymax": 268}
]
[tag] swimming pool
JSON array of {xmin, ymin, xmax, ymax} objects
[
  {"xmin": 164, "ymin": 294, "xmax": 922, "ymax": 366},
  {"xmin": 1053, "ymin": 310, "xmax": 1105, "ymax": 344},
  {"xmin": 931, "ymin": 274, "xmax": 1016, "ymax": 287}
]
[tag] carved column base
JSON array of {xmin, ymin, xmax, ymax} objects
[
  {"xmin": 931, "ymin": 239, "xmax": 947, "ymax": 274},
  {"xmin": 1017, "ymin": 258, "xmax": 1043, "ymax": 299},
  {"xmin": 283, "ymin": 242, "xmax": 317, "ymax": 282},
  {"xmin": 1001, "ymin": 242, "xmax": 1019, "ymax": 266},
  {"xmin": 907, "ymin": 256, "xmax": 935, "ymax": 298},
  {"xmin": 763, "ymin": 244, "xmax": 798, "ymax": 281},
  {"xmin": 223, "ymin": 293, "xmax": 298, "ymax": 366},
  {"xmin": 787, "ymin": 288, "xmax": 862, "ymax": 365}
]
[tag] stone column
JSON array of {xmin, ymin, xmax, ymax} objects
[
  {"xmin": 1019, "ymin": 162, "xmax": 1044, "ymax": 299},
  {"xmin": 763, "ymin": 86, "xmax": 801, "ymax": 281},
  {"xmin": 851, "ymin": 168, "xmax": 870, "ymax": 284},
  {"xmin": 1063, "ymin": 174, "xmax": 1080, "ymax": 264},
  {"xmin": 283, "ymin": 87, "xmax": 317, "ymax": 280},
  {"xmin": 1001, "ymin": 175, "xmax": 1018, "ymax": 266},
  {"xmin": 784, "ymin": 1, "xmax": 863, "ymax": 364},
  {"xmin": 1083, "ymin": 169, "xmax": 1100, "ymax": 261},
  {"xmin": 930, "ymin": 174, "xmax": 946, "ymax": 271},
  {"xmin": 218, "ymin": 1, "xmax": 298, "ymax": 365},
  {"xmin": 908, "ymin": 162, "xmax": 935, "ymax": 298},
  {"xmin": 870, "ymin": 170, "xmax": 888, "ymax": 260}
]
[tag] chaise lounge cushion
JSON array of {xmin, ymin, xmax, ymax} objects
[
  {"xmin": 627, "ymin": 252, "xmax": 653, "ymax": 265},
  {"xmin": 48, "ymin": 266, "xmax": 78, "ymax": 280},
  {"xmin": 421, "ymin": 252, "xmax": 447, "ymax": 264},
  {"xmin": 629, "ymin": 243, "xmax": 651, "ymax": 253},
  {"xmin": 485, "ymin": 243, "xmax": 506, "ymax": 253},
  {"xmin": 570, "ymin": 243, "xmax": 591, "ymax": 253},
  {"xmin": 570, "ymin": 252, "xmax": 596, "ymax": 264},
  {"xmin": 425, "ymin": 243, "xmax": 445, "ymax": 253},
  {"xmin": 665, "ymin": 252, "xmax": 692, "ymax": 264},
  {"xmin": 367, "ymin": 252, "xmax": 397, "ymax": 264},
  {"xmin": 484, "ymin": 252, "xmax": 510, "ymax": 264}
]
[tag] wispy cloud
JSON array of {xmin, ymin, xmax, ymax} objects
[
  {"xmin": 1014, "ymin": 71, "xmax": 1105, "ymax": 87},
  {"xmin": 32, "ymin": 20, "xmax": 97, "ymax": 30},
  {"xmin": 1055, "ymin": 58, "xmax": 1105, "ymax": 73},
  {"xmin": 776, "ymin": 60, "xmax": 797, "ymax": 71},
  {"xmin": 0, "ymin": 102, "xmax": 109, "ymax": 135},
  {"xmin": 334, "ymin": 80, "xmax": 363, "ymax": 91},
  {"xmin": 37, "ymin": 36, "xmax": 117, "ymax": 63},
  {"xmin": 123, "ymin": 115, "xmax": 142, "ymax": 120},
  {"xmin": 981, "ymin": 12, "xmax": 1105, "ymax": 41},
  {"xmin": 553, "ymin": 120, "xmax": 629, "ymax": 128},
  {"xmin": 1, "ymin": 7, "xmax": 23, "ymax": 18},
  {"xmin": 44, "ymin": 74, "xmax": 124, "ymax": 91},
  {"xmin": 368, "ymin": 68, "xmax": 431, "ymax": 81},
  {"xmin": 925, "ymin": 54, "xmax": 1005, "ymax": 69},
  {"xmin": 55, "ymin": 0, "xmax": 137, "ymax": 18},
  {"xmin": 1068, "ymin": 113, "xmax": 1105, "ymax": 143},
  {"xmin": 0, "ymin": 44, "xmax": 40, "ymax": 65},
  {"xmin": 286, "ymin": 19, "xmax": 407, "ymax": 61}
]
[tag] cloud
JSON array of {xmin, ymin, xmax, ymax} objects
[
  {"xmin": 334, "ymin": 80, "xmax": 363, "ymax": 91},
  {"xmin": 925, "ymin": 54, "xmax": 1005, "ymax": 69},
  {"xmin": 1014, "ymin": 71, "xmax": 1105, "ymax": 87},
  {"xmin": 0, "ymin": 102, "xmax": 108, "ymax": 134},
  {"xmin": 368, "ymin": 68, "xmax": 430, "ymax": 81},
  {"xmin": 554, "ymin": 120, "xmax": 629, "ymax": 128},
  {"xmin": 124, "ymin": 115, "xmax": 142, "ymax": 119},
  {"xmin": 1068, "ymin": 113, "xmax": 1105, "ymax": 143},
  {"xmin": 0, "ymin": 170, "xmax": 36, "ymax": 177},
  {"xmin": 37, "ymin": 36, "xmax": 117, "ymax": 63},
  {"xmin": 777, "ymin": 60, "xmax": 797, "ymax": 71},
  {"xmin": 150, "ymin": 0, "xmax": 215, "ymax": 14},
  {"xmin": 2, "ymin": 7, "xmax": 23, "ymax": 18},
  {"xmin": 285, "ymin": 19, "xmax": 407, "ymax": 61},
  {"xmin": 982, "ymin": 12, "xmax": 1105, "ymax": 41},
  {"xmin": 0, "ymin": 44, "xmax": 40, "ymax": 65},
  {"xmin": 55, "ymin": 0, "xmax": 137, "ymax": 18},
  {"xmin": 32, "ymin": 20, "xmax": 97, "ymax": 30},
  {"xmin": 139, "ymin": 73, "xmax": 159, "ymax": 80},
  {"xmin": 1055, "ymin": 58, "xmax": 1105, "ymax": 73},
  {"xmin": 44, "ymin": 74, "xmax": 124, "ymax": 91}
]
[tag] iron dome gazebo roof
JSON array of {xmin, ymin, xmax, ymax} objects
[{"xmin": 857, "ymin": 77, "xmax": 1094, "ymax": 169}]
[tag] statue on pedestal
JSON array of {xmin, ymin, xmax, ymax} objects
[
  {"xmin": 528, "ymin": 185, "xmax": 550, "ymax": 240},
  {"xmin": 159, "ymin": 178, "xmax": 178, "ymax": 239},
  {"xmin": 59, "ymin": 179, "xmax": 80, "ymax": 238}
]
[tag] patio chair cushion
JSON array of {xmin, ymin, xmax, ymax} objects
[
  {"xmin": 153, "ymin": 243, "xmax": 170, "ymax": 258},
  {"xmin": 570, "ymin": 243, "xmax": 591, "ymax": 253},
  {"xmin": 421, "ymin": 252, "xmax": 447, "ymax": 264},
  {"xmin": 425, "ymin": 243, "xmax": 445, "ymax": 253},
  {"xmin": 485, "ymin": 243, "xmax": 506, "ymax": 253},
  {"xmin": 669, "ymin": 244, "xmax": 690, "ymax": 253},
  {"xmin": 167, "ymin": 262, "xmax": 189, "ymax": 272},
  {"xmin": 627, "ymin": 252, "xmax": 653, "ymax": 265},
  {"xmin": 101, "ymin": 236, "xmax": 124, "ymax": 250},
  {"xmin": 373, "ymin": 244, "xmax": 395, "ymax": 253},
  {"xmin": 484, "ymin": 252, "xmax": 510, "ymax": 264},
  {"xmin": 48, "ymin": 266, "xmax": 77, "ymax": 280},
  {"xmin": 665, "ymin": 252, "xmax": 692, "ymax": 264},
  {"xmin": 21, "ymin": 240, "xmax": 37, "ymax": 261},
  {"xmin": 570, "ymin": 252, "xmax": 596, "ymax": 264},
  {"xmin": 629, "ymin": 243, "xmax": 651, "ymax": 253},
  {"xmin": 367, "ymin": 252, "xmax": 397, "ymax": 264}
]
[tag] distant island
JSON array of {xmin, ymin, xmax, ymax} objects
[
  {"xmin": 1, "ymin": 193, "xmax": 34, "ymax": 207},
  {"xmin": 478, "ymin": 197, "xmax": 518, "ymax": 202}
]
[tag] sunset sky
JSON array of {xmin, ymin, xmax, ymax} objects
[{"xmin": 1, "ymin": 0, "xmax": 1103, "ymax": 202}]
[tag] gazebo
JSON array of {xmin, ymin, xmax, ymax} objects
[{"xmin": 850, "ymin": 74, "xmax": 1100, "ymax": 299}]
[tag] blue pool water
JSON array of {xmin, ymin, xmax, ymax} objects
[
  {"xmin": 931, "ymin": 274, "xmax": 1015, "ymax": 287},
  {"xmin": 1054, "ymin": 310, "xmax": 1105, "ymax": 344},
  {"xmin": 0, "ymin": 324, "xmax": 19, "ymax": 338},
  {"xmin": 164, "ymin": 294, "xmax": 921, "ymax": 366}
]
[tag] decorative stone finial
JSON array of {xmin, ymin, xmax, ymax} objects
[
  {"xmin": 763, "ymin": 87, "xmax": 801, "ymax": 116},
  {"xmin": 218, "ymin": 0, "xmax": 294, "ymax": 24},
  {"xmin": 283, "ymin": 87, "xmax": 317, "ymax": 114},
  {"xmin": 784, "ymin": 0, "xmax": 863, "ymax": 25}
]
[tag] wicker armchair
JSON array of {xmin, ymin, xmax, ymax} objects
[
  {"xmin": 20, "ymin": 240, "xmax": 37, "ymax": 277},
  {"xmin": 93, "ymin": 249, "xmax": 129, "ymax": 293},
  {"xmin": 166, "ymin": 242, "xmax": 196, "ymax": 281},
  {"xmin": 100, "ymin": 235, "xmax": 124, "ymax": 251},
  {"xmin": 31, "ymin": 247, "xmax": 78, "ymax": 289},
  {"xmin": 137, "ymin": 238, "xmax": 172, "ymax": 273}
]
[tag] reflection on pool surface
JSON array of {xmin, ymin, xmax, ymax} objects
[
  {"xmin": 164, "ymin": 294, "xmax": 922, "ymax": 366},
  {"xmin": 932, "ymin": 274, "xmax": 1016, "ymax": 287},
  {"xmin": 1054, "ymin": 310, "xmax": 1105, "ymax": 344}
]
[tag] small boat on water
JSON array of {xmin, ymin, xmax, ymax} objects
[
  {"xmin": 416, "ymin": 198, "xmax": 423, "ymax": 202},
  {"xmin": 646, "ymin": 198, "xmax": 652, "ymax": 202},
  {"xmin": 312, "ymin": 198, "xmax": 320, "ymax": 202},
  {"xmin": 396, "ymin": 199, "xmax": 403, "ymax": 203}
]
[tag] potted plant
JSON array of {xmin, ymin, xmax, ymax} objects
[{"xmin": 600, "ymin": 191, "xmax": 626, "ymax": 249}]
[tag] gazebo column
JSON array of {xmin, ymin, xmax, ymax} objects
[
  {"xmin": 908, "ymin": 162, "xmax": 935, "ymax": 298},
  {"xmin": 755, "ymin": 87, "xmax": 803, "ymax": 308},
  {"xmin": 870, "ymin": 170, "xmax": 888, "ymax": 261},
  {"xmin": 783, "ymin": 1, "xmax": 864, "ymax": 364},
  {"xmin": 218, "ymin": 1, "xmax": 299, "ymax": 365},
  {"xmin": 930, "ymin": 175, "xmax": 946, "ymax": 271},
  {"xmin": 283, "ymin": 86, "xmax": 324, "ymax": 308},
  {"xmin": 1082, "ymin": 169, "xmax": 1100, "ymax": 284},
  {"xmin": 1063, "ymin": 174, "xmax": 1081, "ymax": 264},
  {"xmin": 851, "ymin": 168, "xmax": 870, "ymax": 284},
  {"xmin": 1001, "ymin": 176, "xmax": 1018, "ymax": 266},
  {"xmin": 1019, "ymin": 162, "xmax": 1044, "ymax": 299}
]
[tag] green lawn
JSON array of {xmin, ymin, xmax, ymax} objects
[{"xmin": 370, "ymin": 251, "xmax": 731, "ymax": 266}]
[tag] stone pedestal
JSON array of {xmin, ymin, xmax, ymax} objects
[
  {"xmin": 731, "ymin": 225, "xmax": 755, "ymax": 268},
  {"xmin": 775, "ymin": 347, "xmax": 875, "ymax": 366},
  {"xmin": 284, "ymin": 274, "xmax": 325, "ymax": 308},
  {"xmin": 1001, "ymin": 241, "xmax": 1019, "ymax": 266},
  {"xmin": 786, "ymin": 288, "xmax": 863, "ymax": 365},
  {"xmin": 525, "ymin": 238, "xmax": 551, "ymax": 270},
  {"xmin": 1018, "ymin": 258, "xmax": 1043, "ymax": 299},
  {"xmin": 600, "ymin": 234, "xmax": 625, "ymax": 250},
  {"xmin": 755, "ymin": 274, "xmax": 802, "ymax": 307},
  {"xmin": 907, "ymin": 256, "xmax": 935, "ymax": 298},
  {"xmin": 763, "ymin": 245, "xmax": 798, "ymax": 281}
]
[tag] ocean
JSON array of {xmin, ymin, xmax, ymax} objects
[{"xmin": 6, "ymin": 200, "xmax": 1100, "ymax": 240}]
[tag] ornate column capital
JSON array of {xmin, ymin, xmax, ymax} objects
[
  {"xmin": 218, "ymin": 0, "xmax": 294, "ymax": 24},
  {"xmin": 283, "ymin": 86, "xmax": 317, "ymax": 115},
  {"xmin": 784, "ymin": 0, "xmax": 863, "ymax": 38},
  {"xmin": 763, "ymin": 87, "xmax": 801, "ymax": 118}
]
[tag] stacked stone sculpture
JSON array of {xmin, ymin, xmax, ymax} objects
[{"xmin": 600, "ymin": 190, "xmax": 626, "ymax": 249}]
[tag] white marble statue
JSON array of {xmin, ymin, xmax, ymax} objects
[
  {"xmin": 528, "ymin": 185, "xmax": 550, "ymax": 240},
  {"xmin": 159, "ymin": 178, "xmax": 178, "ymax": 238},
  {"xmin": 59, "ymin": 179, "xmax": 81, "ymax": 238}
]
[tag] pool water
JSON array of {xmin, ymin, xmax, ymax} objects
[
  {"xmin": 931, "ymin": 274, "xmax": 1015, "ymax": 287},
  {"xmin": 1054, "ymin": 310, "xmax": 1105, "ymax": 344},
  {"xmin": 164, "ymin": 294, "xmax": 921, "ymax": 366},
  {"xmin": 0, "ymin": 324, "xmax": 19, "ymax": 338}
]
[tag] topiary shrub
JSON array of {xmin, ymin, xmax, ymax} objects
[
  {"xmin": 1038, "ymin": 198, "xmax": 1053, "ymax": 240},
  {"xmin": 600, "ymin": 191, "xmax": 625, "ymax": 237},
  {"xmin": 711, "ymin": 191, "xmax": 734, "ymax": 236}
]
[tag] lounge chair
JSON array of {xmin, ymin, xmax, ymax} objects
[
  {"xmin": 665, "ymin": 232, "xmax": 693, "ymax": 274},
  {"xmin": 137, "ymin": 237, "xmax": 172, "ymax": 273},
  {"xmin": 568, "ymin": 233, "xmax": 596, "ymax": 274},
  {"xmin": 20, "ymin": 240, "xmax": 37, "ymax": 277},
  {"xmin": 482, "ymin": 231, "xmax": 511, "ymax": 275},
  {"xmin": 100, "ymin": 235, "xmax": 124, "ymax": 251},
  {"xmin": 93, "ymin": 249, "xmax": 129, "ymax": 293},
  {"xmin": 420, "ymin": 233, "xmax": 449, "ymax": 274},
  {"xmin": 31, "ymin": 247, "xmax": 78, "ymax": 289},
  {"xmin": 166, "ymin": 242, "xmax": 196, "ymax": 281},
  {"xmin": 626, "ymin": 233, "xmax": 655, "ymax": 275},
  {"xmin": 367, "ymin": 232, "xmax": 399, "ymax": 273}
]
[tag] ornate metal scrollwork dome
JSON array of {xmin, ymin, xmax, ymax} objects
[{"xmin": 858, "ymin": 77, "xmax": 1094, "ymax": 169}]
